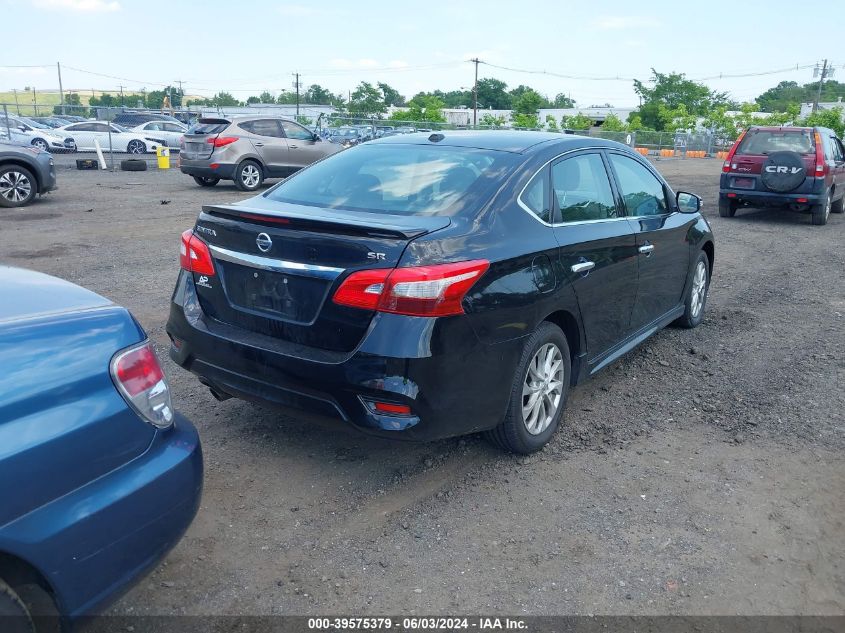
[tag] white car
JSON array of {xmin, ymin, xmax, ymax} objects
[
  {"xmin": 130, "ymin": 120, "xmax": 187, "ymax": 149},
  {"xmin": 2, "ymin": 116, "xmax": 75, "ymax": 152},
  {"xmin": 56, "ymin": 121, "xmax": 160, "ymax": 154}
]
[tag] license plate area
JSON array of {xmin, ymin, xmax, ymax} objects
[
  {"xmin": 731, "ymin": 177, "xmax": 754, "ymax": 189},
  {"xmin": 219, "ymin": 261, "xmax": 330, "ymax": 324}
]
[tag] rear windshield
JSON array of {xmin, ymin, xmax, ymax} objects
[
  {"xmin": 188, "ymin": 120, "xmax": 229, "ymax": 135},
  {"xmin": 265, "ymin": 144, "xmax": 518, "ymax": 216},
  {"xmin": 737, "ymin": 130, "xmax": 814, "ymax": 155}
]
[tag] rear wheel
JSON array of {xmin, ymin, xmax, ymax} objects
[
  {"xmin": 0, "ymin": 579, "xmax": 35, "ymax": 633},
  {"xmin": 718, "ymin": 198, "xmax": 737, "ymax": 217},
  {"xmin": 0, "ymin": 165, "xmax": 37, "ymax": 208},
  {"xmin": 831, "ymin": 192, "xmax": 844, "ymax": 214},
  {"xmin": 484, "ymin": 322, "xmax": 570, "ymax": 454},
  {"xmin": 675, "ymin": 251, "xmax": 710, "ymax": 329},
  {"xmin": 235, "ymin": 160, "xmax": 263, "ymax": 191},
  {"xmin": 126, "ymin": 140, "xmax": 146, "ymax": 154},
  {"xmin": 193, "ymin": 176, "xmax": 220, "ymax": 187},
  {"xmin": 811, "ymin": 192, "xmax": 831, "ymax": 226}
]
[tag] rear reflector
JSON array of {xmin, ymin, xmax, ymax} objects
[
  {"xmin": 796, "ymin": 197, "xmax": 808, "ymax": 203},
  {"xmin": 727, "ymin": 193, "xmax": 737, "ymax": 198},
  {"xmin": 180, "ymin": 230, "xmax": 215, "ymax": 276},
  {"xmin": 110, "ymin": 341, "xmax": 173, "ymax": 429},
  {"xmin": 333, "ymin": 260, "xmax": 489, "ymax": 317},
  {"xmin": 374, "ymin": 402, "xmax": 412, "ymax": 415}
]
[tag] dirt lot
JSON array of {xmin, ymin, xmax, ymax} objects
[{"xmin": 1, "ymin": 155, "xmax": 843, "ymax": 619}]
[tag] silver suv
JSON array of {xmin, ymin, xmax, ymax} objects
[{"xmin": 179, "ymin": 116, "xmax": 339, "ymax": 191}]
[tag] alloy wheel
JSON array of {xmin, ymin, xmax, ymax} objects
[
  {"xmin": 522, "ymin": 343, "xmax": 564, "ymax": 435},
  {"xmin": 128, "ymin": 140, "xmax": 144, "ymax": 154},
  {"xmin": 241, "ymin": 164, "xmax": 260, "ymax": 188},
  {"xmin": 33, "ymin": 139, "xmax": 48, "ymax": 151},
  {"xmin": 690, "ymin": 260, "xmax": 707, "ymax": 318},
  {"xmin": 0, "ymin": 170, "xmax": 33, "ymax": 203}
]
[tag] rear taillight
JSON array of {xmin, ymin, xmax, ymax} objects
[
  {"xmin": 207, "ymin": 136, "xmax": 237, "ymax": 148},
  {"xmin": 180, "ymin": 230, "xmax": 215, "ymax": 276},
  {"xmin": 333, "ymin": 260, "xmax": 489, "ymax": 317},
  {"xmin": 110, "ymin": 341, "xmax": 173, "ymax": 429},
  {"xmin": 814, "ymin": 132, "xmax": 827, "ymax": 175},
  {"xmin": 722, "ymin": 130, "xmax": 746, "ymax": 173}
]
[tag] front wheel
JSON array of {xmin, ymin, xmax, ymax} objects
[
  {"xmin": 31, "ymin": 139, "xmax": 49, "ymax": 152},
  {"xmin": 234, "ymin": 160, "xmax": 263, "ymax": 191},
  {"xmin": 127, "ymin": 140, "xmax": 146, "ymax": 154},
  {"xmin": 484, "ymin": 322, "xmax": 570, "ymax": 454},
  {"xmin": 0, "ymin": 579, "xmax": 35, "ymax": 633},
  {"xmin": 193, "ymin": 176, "xmax": 220, "ymax": 187},
  {"xmin": 675, "ymin": 251, "xmax": 710, "ymax": 329}
]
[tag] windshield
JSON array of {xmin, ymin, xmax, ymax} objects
[
  {"xmin": 111, "ymin": 123, "xmax": 129, "ymax": 133},
  {"xmin": 333, "ymin": 129, "xmax": 357, "ymax": 137},
  {"xmin": 265, "ymin": 144, "xmax": 517, "ymax": 216},
  {"xmin": 20, "ymin": 117, "xmax": 49, "ymax": 129},
  {"xmin": 737, "ymin": 130, "xmax": 814, "ymax": 155}
]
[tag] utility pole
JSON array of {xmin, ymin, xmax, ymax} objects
[
  {"xmin": 812, "ymin": 59, "xmax": 830, "ymax": 113},
  {"xmin": 471, "ymin": 58, "xmax": 480, "ymax": 127},
  {"xmin": 32, "ymin": 87, "xmax": 37, "ymax": 114},
  {"xmin": 57, "ymin": 62, "xmax": 65, "ymax": 115},
  {"xmin": 293, "ymin": 72, "xmax": 301, "ymax": 117},
  {"xmin": 175, "ymin": 79, "xmax": 184, "ymax": 107},
  {"xmin": 119, "ymin": 85, "xmax": 125, "ymax": 105},
  {"xmin": 12, "ymin": 89, "xmax": 20, "ymax": 115}
]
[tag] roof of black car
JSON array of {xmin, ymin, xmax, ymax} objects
[{"xmin": 370, "ymin": 130, "xmax": 613, "ymax": 153}]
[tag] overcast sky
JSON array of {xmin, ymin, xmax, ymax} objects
[{"xmin": 2, "ymin": 0, "xmax": 843, "ymax": 108}]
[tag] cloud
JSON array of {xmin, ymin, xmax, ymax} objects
[
  {"xmin": 592, "ymin": 15, "xmax": 661, "ymax": 30},
  {"xmin": 32, "ymin": 0, "xmax": 120, "ymax": 11},
  {"xmin": 388, "ymin": 60, "xmax": 409, "ymax": 69},
  {"xmin": 328, "ymin": 58, "xmax": 386, "ymax": 70}
]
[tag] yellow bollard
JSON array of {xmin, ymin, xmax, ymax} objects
[{"xmin": 156, "ymin": 146, "xmax": 170, "ymax": 169}]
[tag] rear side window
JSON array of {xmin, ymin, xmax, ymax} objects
[
  {"xmin": 521, "ymin": 168, "xmax": 551, "ymax": 223},
  {"xmin": 608, "ymin": 154, "xmax": 668, "ymax": 217},
  {"xmin": 266, "ymin": 144, "xmax": 517, "ymax": 216},
  {"xmin": 737, "ymin": 130, "xmax": 814, "ymax": 155},
  {"xmin": 552, "ymin": 153, "xmax": 617, "ymax": 223}
]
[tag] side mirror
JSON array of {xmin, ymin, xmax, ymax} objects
[
  {"xmin": 312, "ymin": 133, "xmax": 319, "ymax": 142},
  {"xmin": 676, "ymin": 191, "xmax": 702, "ymax": 213},
  {"xmin": 18, "ymin": 126, "xmax": 27, "ymax": 132}
]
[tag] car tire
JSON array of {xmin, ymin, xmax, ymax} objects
[
  {"xmin": 235, "ymin": 160, "xmax": 263, "ymax": 191},
  {"xmin": 0, "ymin": 578, "xmax": 35, "ymax": 633},
  {"xmin": 0, "ymin": 165, "xmax": 37, "ymax": 208},
  {"xmin": 811, "ymin": 191, "xmax": 831, "ymax": 226},
  {"xmin": 831, "ymin": 192, "xmax": 844, "ymax": 214},
  {"xmin": 126, "ymin": 140, "xmax": 146, "ymax": 155},
  {"xmin": 31, "ymin": 139, "xmax": 49, "ymax": 152},
  {"xmin": 674, "ymin": 250, "xmax": 710, "ymax": 329},
  {"xmin": 484, "ymin": 322, "xmax": 570, "ymax": 454},
  {"xmin": 718, "ymin": 198, "xmax": 737, "ymax": 217},
  {"xmin": 120, "ymin": 159, "xmax": 147, "ymax": 172},
  {"xmin": 193, "ymin": 176, "xmax": 220, "ymax": 187}
]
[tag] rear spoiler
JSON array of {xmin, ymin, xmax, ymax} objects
[{"xmin": 201, "ymin": 204, "xmax": 451, "ymax": 240}]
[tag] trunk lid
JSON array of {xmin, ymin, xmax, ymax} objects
[
  {"xmin": 191, "ymin": 202, "xmax": 450, "ymax": 352},
  {"xmin": 182, "ymin": 117, "xmax": 230, "ymax": 160},
  {"xmin": 733, "ymin": 128, "xmax": 817, "ymax": 176}
]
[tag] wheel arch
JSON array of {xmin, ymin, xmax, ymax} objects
[
  {"xmin": 0, "ymin": 550, "xmax": 62, "ymax": 614},
  {"xmin": 541, "ymin": 309, "xmax": 583, "ymax": 385},
  {"xmin": 701, "ymin": 240, "xmax": 715, "ymax": 277}
]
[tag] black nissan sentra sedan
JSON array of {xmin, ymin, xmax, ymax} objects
[{"xmin": 167, "ymin": 131, "xmax": 713, "ymax": 453}]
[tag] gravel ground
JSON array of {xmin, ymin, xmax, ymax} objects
[{"xmin": 1, "ymin": 155, "xmax": 843, "ymax": 619}]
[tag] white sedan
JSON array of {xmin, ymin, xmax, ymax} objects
[
  {"xmin": 3, "ymin": 116, "xmax": 75, "ymax": 152},
  {"xmin": 56, "ymin": 121, "xmax": 160, "ymax": 154},
  {"xmin": 130, "ymin": 120, "xmax": 187, "ymax": 148}
]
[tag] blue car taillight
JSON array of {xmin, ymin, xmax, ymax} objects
[{"xmin": 110, "ymin": 341, "xmax": 174, "ymax": 429}]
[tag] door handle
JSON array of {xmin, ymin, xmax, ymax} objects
[
  {"xmin": 289, "ymin": 145, "xmax": 299, "ymax": 149},
  {"xmin": 254, "ymin": 142, "xmax": 264, "ymax": 147},
  {"xmin": 571, "ymin": 261, "xmax": 595, "ymax": 274},
  {"xmin": 638, "ymin": 244, "xmax": 655, "ymax": 255}
]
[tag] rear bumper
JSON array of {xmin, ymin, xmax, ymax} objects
[
  {"xmin": 180, "ymin": 159, "xmax": 236, "ymax": 180},
  {"xmin": 166, "ymin": 271, "xmax": 520, "ymax": 442},
  {"xmin": 719, "ymin": 174, "xmax": 826, "ymax": 207},
  {"xmin": 0, "ymin": 413, "xmax": 202, "ymax": 622}
]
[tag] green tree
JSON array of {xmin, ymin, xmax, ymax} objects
[
  {"xmin": 296, "ymin": 115, "xmax": 314, "ymax": 127},
  {"xmin": 246, "ymin": 96, "xmax": 260, "ymax": 104},
  {"xmin": 633, "ymin": 69, "xmax": 729, "ymax": 131},
  {"xmin": 799, "ymin": 106, "xmax": 845, "ymax": 137},
  {"xmin": 388, "ymin": 95, "xmax": 446, "ymax": 123},
  {"xmin": 259, "ymin": 91, "xmax": 275, "ymax": 104},
  {"xmin": 552, "ymin": 93, "xmax": 575, "ymax": 108},
  {"xmin": 756, "ymin": 81, "xmax": 805, "ymax": 113},
  {"xmin": 304, "ymin": 84, "xmax": 342, "ymax": 106},
  {"xmin": 624, "ymin": 114, "xmax": 647, "ymax": 131},
  {"xmin": 511, "ymin": 89, "xmax": 544, "ymax": 128},
  {"xmin": 476, "ymin": 78, "xmax": 512, "ymax": 110},
  {"xmin": 545, "ymin": 114, "xmax": 559, "ymax": 132},
  {"xmin": 560, "ymin": 113, "xmax": 592, "ymax": 130},
  {"xmin": 479, "ymin": 113, "xmax": 506, "ymax": 128},
  {"xmin": 348, "ymin": 82, "xmax": 387, "ymax": 117},
  {"xmin": 276, "ymin": 90, "xmax": 297, "ymax": 105},
  {"xmin": 378, "ymin": 82, "xmax": 405, "ymax": 107},
  {"xmin": 601, "ymin": 113, "xmax": 625, "ymax": 131}
]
